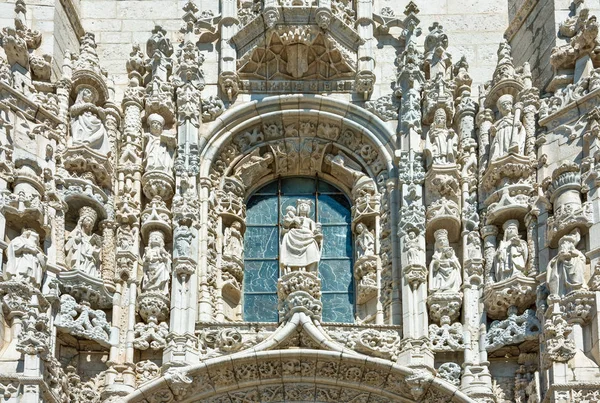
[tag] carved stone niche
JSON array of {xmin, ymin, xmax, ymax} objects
[
  {"xmin": 65, "ymin": 78, "xmax": 113, "ymax": 188},
  {"xmin": 424, "ymin": 165, "xmax": 461, "ymax": 242},
  {"xmin": 1, "ymin": 158, "xmax": 47, "ymax": 234},
  {"xmin": 543, "ymin": 161, "xmax": 593, "ymax": 247},
  {"xmin": 481, "ymin": 154, "xmax": 533, "ymax": 225}
]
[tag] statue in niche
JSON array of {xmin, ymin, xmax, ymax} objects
[
  {"xmin": 5, "ymin": 228, "xmax": 45, "ymax": 287},
  {"xmin": 404, "ymin": 228, "xmax": 424, "ymax": 266},
  {"xmin": 429, "ymin": 229, "xmax": 462, "ymax": 293},
  {"xmin": 427, "ymin": 108, "xmax": 457, "ymax": 166},
  {"xmin": 141, "ymin": 231, "xmax": 171, "ymax": 294},
  {"xmin": 489, "ymin": 94, "xmax": 526, "ymax": 160},
  {"xmin": 223, "ymin": 221, "xmax": 244, "ymax": 260},
  {"xmin": 65, "ymin": 206, "xmax": 102, "ymax": 278},
  {"xmin": 70, "ymin": 86, "xmax": 110, "ymax": 155},
  {"xmin": 355, "ymin": 223, "xmax": 375, "ymax": 259},
  {"xmin": 547, "ymin": 229, "xmax": 587, "ymax": 297},
  {"xmin": 144, "ymin": 113, "xmax": 174, "ymax": 172},
  {"xmin": 466, "ymin": 231, "xmax": 482, "ymax": 260},
  {"xmin": 173, "ymin": 225, "xmax": 194, "ymax": 258},
  {"xmin": 493, "ymin": 220, "xmax": 528, "ymax": 282},
  {"xmin": 280, "ymin": 199, "xmax": 322, "ymax": 274}
]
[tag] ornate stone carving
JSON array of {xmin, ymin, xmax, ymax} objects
[
  {"xmin": 543, "ymin": 315, "xmax": 577, "ymax": 367},
  {"xmin": 424, "ymin": 22, "xmax": 451, "ymax": 79},
  {"xmin": 429, "ymin": 229, "xmax": 462, "ymax": 294},
  {"xmin": 65, "ymin": 206, "xmax": 102, "ymax": 278},
  {"xmin": 5, "ymin": 227, "xmax": 45, "ymax": 288},
  {"xmin": 429, "ymin": 319, "xmax": 466, "ymax": 352},
  {"xmin": 280, "ymin": 199, "xmax": 322, "ymax": 273},
  {"xmin": 489, "ymin": 94, "xmax": 526, "ymax": 160},
  {"xmin": 550, "ymin": 1, "xmax": 600, "ymax": 71},
  {"xmin": 438, "ymin": 362, "xmax": 461, "ymax": 386},
  {"xmin": 70, "ymin": 87, "xmax": 110, "ymax": 155},
  {"xmin": 547, "ymin": 230, "xmax": 588, "ymax": 297},
  {"xmin": 492, "ymin": 220, "xmax": 528, "ymax": 282},
  {"xmin": 426, "ymin": 108, "xmax": 458, "ymax": 167},
  {"xmin": 485, "ymin": 308, "xmax": 541, "ymax": 352},
  {"xmin": 136, "ymin": 360, "xmax": 161, "ymax": 385},
  {"xmin": 133, "ymin": 320, "xmax": 169, "ymax": 350},
  {"xmin": 55, "ymin": 294, "xmax": 111, "ymax": 346}
]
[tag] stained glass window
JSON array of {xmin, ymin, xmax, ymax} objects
[{"xmin": 243, "ymin": 177, "xmax": 354, "ymax": 323}]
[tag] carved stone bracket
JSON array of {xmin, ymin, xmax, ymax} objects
[
  {"xmin": 138, "ymin": 291, "xmax": 170, "ymax": 324},
  {"xmin": 483, "ymin": 275, "xmax": 537, "ymax": 320},
  {"xmin": 427, "ymin": 292, "xmax": 462, "ymax": 325},
  {"xmin": 403, "ymin": 263, "xmax": 427, "ymax": 290},
  {"xmin": 58, "ymin": 269, "xmax": 113, "ymax": 309}
]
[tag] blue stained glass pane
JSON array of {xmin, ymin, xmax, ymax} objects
[
  {"xmin": 281, "ymin": 177, "xmax": 316, "ymax": 194},
  {"xmin": 319, "ymin": 259, "xmax": 353, "ymax": 292},
  {"xmin": 244, "ymin": 260, "xmax": 279, "ymax": 292},
  {"xmin": 255, "ymin": 181, "xmax": 278, "ymax": 194},
  {"xmin": 318, "ymin": 181, "xmax": 341, "ymax": 193},
  {"xmin": 318, "ymin": 194, "xmax": 351, "ymax": 224},
  {"xmin": 322, "ymin": 293, "xmax": 354, "ymax": 323},
  {"xmin": 244, "ymin": 294, "xmax": 278, "ymax": 322},
  {"xmin": 244, "ymin": 226, "xmax": 279, "ymax": 258},
  {"xmin": 280, "ymin": 195, "xmax": 316, "ymax": 220},
  {"xmin": 321, "ymin": 225, "xmax": 352, "ymax": 258},
  {"xmin": 246, "ymin": 195, "xmax": 278, "ymax": 225}
]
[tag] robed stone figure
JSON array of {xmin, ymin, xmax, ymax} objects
[
  {"xmin": 547, "ymin": 230, "xmax": 587, "ymax": 297},
  {"xmin": 280, "ymin": 199, "xmax": 323, "ymax": 274}
]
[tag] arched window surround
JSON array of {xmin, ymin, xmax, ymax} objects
[{"xmin": 242, "ymin": 176, "xmax": 355, "ymax": 323}]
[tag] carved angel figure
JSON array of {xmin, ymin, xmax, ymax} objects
[
  {"xmin": 280, "ymin": 199, "xmax": 322, "ymax": 274},
  {"xmin": 547, "ymin": 230, "xmax": 587, "ymax": 297},
  {"xmin": 404, "ymin": 229, "xmax": 424, "ymax": 266},
  {"xmin": 355, "ymin": 223, "xmax": 375, "ymax": 258},
  {"xmin": 5, "ymin": 228, "xmax": 45, "ymax": 287},
  {"xmin": 429, "ymin": 229, "xmax": 461, "ymax": 293},
  {"xmin": 144, "ymin": 113, "xmax": 174, "ymax": 172},
  {"xmin": 493, "ymin": 220, "xmax": 528, "ymax": 282},
  {"xmin": 65, "ymin": 206, "xmax": 102, "ymax": 278},
  {"xmin": 223, "ymin": 221, "xmax": 244, "ymax": 260},
  {"xmin": 489, "ymin": 94, "xmax": 526, "ymax": 160},
  {"xmin": 427, "ymin": 108, "xmax": 457, "ymax": 166},
  {"xmin": 141, "ymin": 231, "xmax": 171, "ymax": 294},
  {"xmin": 70, "ymin": 87, "xmax": 109, "ymax": 155}
]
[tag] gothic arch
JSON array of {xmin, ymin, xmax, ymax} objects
[
  {"xmin": 197, "ymin": 95, "xmax": 398, "ymax": 323},
  {"xmin": 123, "ymin": 349, "xmax": 476, "ymax": 403}
]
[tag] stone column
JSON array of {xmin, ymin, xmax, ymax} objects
[
  {"xmin": 219, "ymin": 0, "xmax": 239, "ymax": 101},
  {"xmin": 355, "ymin": 0, "xmax": 375, "ymax": 99},
  {"xmin": 197, "ymin": 179, "xmax": 213, "ymax": 323}
]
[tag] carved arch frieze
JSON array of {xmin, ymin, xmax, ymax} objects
[{"xmin": 122, "ymin": 349, "xmax": 476, "ymax": 403}]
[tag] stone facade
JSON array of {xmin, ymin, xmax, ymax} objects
[{"xmin": 0, "ymin": 0, "xmax": 599, "ymax": 402}]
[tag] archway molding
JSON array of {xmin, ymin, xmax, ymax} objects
[{"xmin": 124, "ymin": 348, "xmax": 475, "ymax": 403}]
